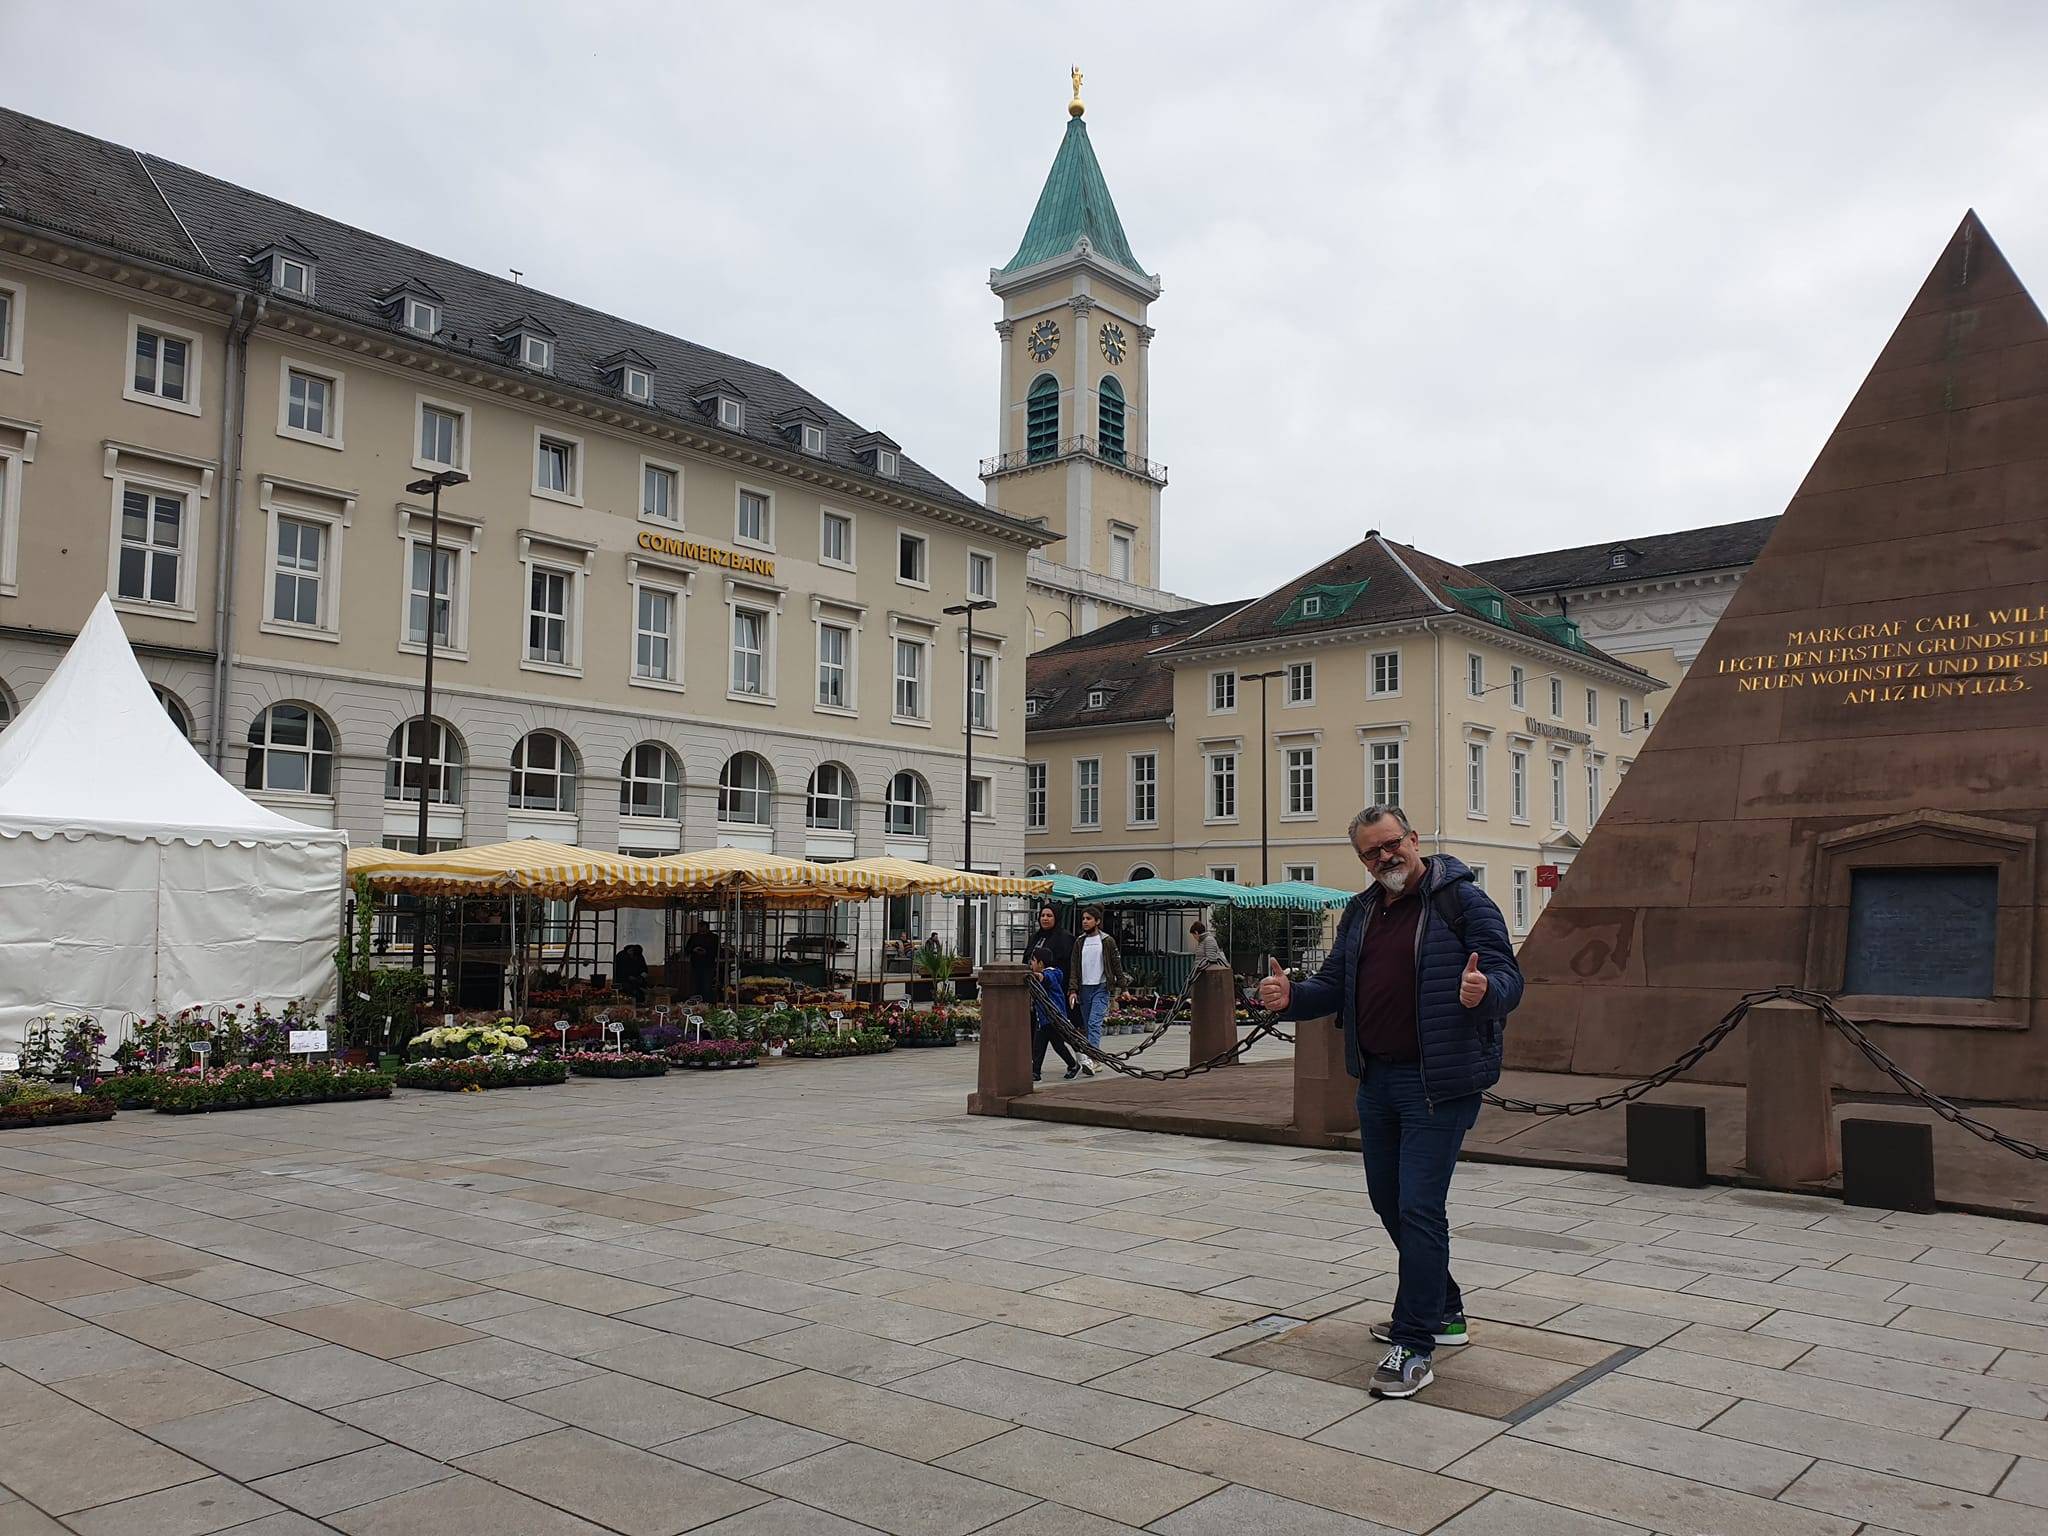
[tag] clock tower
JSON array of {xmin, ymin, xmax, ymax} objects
[{"xmin": 988, "ymin": 71, "xmax": 1189, "ymax": 651}]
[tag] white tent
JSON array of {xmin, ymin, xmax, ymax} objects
[{"xmin": 0, "ymin": 596, "xmax": 347, "ymax": 1050}]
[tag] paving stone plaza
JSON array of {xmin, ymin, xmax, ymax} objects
[{"xmin": 3, "ymin": 1039, "xmax": 2046, "ymax": 1534}]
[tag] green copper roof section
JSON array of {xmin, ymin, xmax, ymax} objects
[
  {"xmin": 1276, "ymin": 580, "xmax": 1369, "ymax": 625},
  {"xmin": 1003, "ymin": 118, "xmax": 1146, "ymax": 279}
]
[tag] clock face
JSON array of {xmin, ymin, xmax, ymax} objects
[
  {"xmin": 1026, "ymin": 319, "xmax": 1060, "ymax": 363},
  {"xmin": 1099, "ymin": 322, "xmax": 1127, "ymax": 365}
]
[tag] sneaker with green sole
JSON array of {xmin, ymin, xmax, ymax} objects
[
  {"xmin": 1370, "ymin": 1315, "xmax": 1469, "ymax": 1348},
  {"xmin": 1369, "ymin": 1344, "xmax": 1434, "ymax": 1398}
]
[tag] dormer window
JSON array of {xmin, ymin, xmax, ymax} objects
[
  {"xmin": 802, "ymin": 423, "xmax": 826, "ymax": 455},
  {"xmin": 404, "ymin": 298, "xmax": 439, "ymax": 336},
  {"xmin": 851, "ymin": 430, "xmax": 900, "ymax": 479},
  {"xmin": 1301, "ymin": 594, "xmax": 1323, "ymax": 617},
  {"xmin": 1608, "ymin": 545, "xmax": 1642, "ymax": 570},
  {"xmin": 496, "ymin": 316, "xmax": 559, "ymax": 374},
  {"xmin": 601, "ymin": 349, "xmax": 656, "ymax": 404},
  {"xmin": 624, "ymin": 367, "xmax": 652, "ymax": 402},
  {"xmin": 275, "ymin": 256, "xmax": 313, "ymax": 296},
  {"xmin": 692, "ymin": 379, "xmax": 749, "ymax": 433},
  {"xmin": 521, "ymin": 335, "xmax": 553, "ymax": 371},
  {"xmin": 876, "ymin": 448, "xmax": 899, "ymax": 477},
  {"xmin": 1086, "ymin": 689, "xmax": 1107, "ymax": 710},
  {"xmin": 377, "ymin": 279, "xmax": 445, "ymax": 339},
  {"xmin": 1024, "ymin": 698, "xmax": 1041, "ymax": 718},
  {"xmin": 719, "ymin": 398, "xmax": 744, "ymax": 429}
]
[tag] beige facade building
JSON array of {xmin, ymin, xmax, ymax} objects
[
  {"xmin": 0, "ymin": 108, "xmax": 1048, "ymax": 908},
  {"xmin": 986, "ymin": 82, "xmax": 1192, "ymax": 652},
  {"xmin": 1026, "ymin": 533, "xmax": 1663, "ymax": 940}
]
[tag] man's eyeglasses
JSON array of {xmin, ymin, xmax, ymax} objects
[{"xmin": 1355, "ymin": 833, "xmax": 1410, "ymax": 864}]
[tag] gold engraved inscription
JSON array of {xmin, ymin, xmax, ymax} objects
[{"xmin": 1715, "ymin": 605, "xmax": 2048, "ymax": 705}]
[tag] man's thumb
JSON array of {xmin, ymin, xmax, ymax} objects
[
  {"xmin": 1465, "ymin": 952, "xmax": 1481, "ymax": 975},
  {"xmin": 1266, "ymin": 956, "xmax": 1283, "ymax": 978}
]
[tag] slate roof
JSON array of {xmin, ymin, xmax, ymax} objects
[
  {"xmin": 0, "ymin": 107, "xmax": 1015, "ymax": 531},
  {"xmin": 1469, "ymin": 515, "xmax": 1780, "ymax": 596},
  {"xmin": 1001, "ymin": 117, "xmax": 1148, "ymax": 282},
  {"xmin": 1157, "ymin": 532, "xmax": 1656, "ymax": 683},
  {"xmin": 1025, "ymin": 601, "xmax": 1249, "ymax": 730}
]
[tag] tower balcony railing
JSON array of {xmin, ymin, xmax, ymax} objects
[{"xmin": 980, "ymin": 435, "xmax": 1168, "ymax": 487}]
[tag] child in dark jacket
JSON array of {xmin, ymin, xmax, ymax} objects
[{"xmin": 1029, "ymin": 954, "xmax": 1082, "ymax": 1081}]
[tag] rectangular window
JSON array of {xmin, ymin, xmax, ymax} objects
[
  {"xmin": 737, "ymin": 489, "xmax": 771, "ymax": 544},
  {"xmin": 116, "ymin": 487, "xmax": 184, "ymax": 605},
  {"xmin": 625, "ymin": 367, "xmax": 653, "ymax": 402},
  {"xmin": 522, "ymin": 335, "xmax": 552, "ymax": 371},
  {"xmin": 1620, "ymin": 697, "xmax": 1634, "ymax": 733},
  {"xmin": 1467, "ymin": 653, "xmax": 1485, "ymax": 697},
  {"xmin": 1470, "ymin": 865, "xmax": 1488, "ymax": 892},
  {"xmin": 285, "ymin": 368, "xmax": 333, "ymax": 438},
  {"xmin": 1027, "ymin": 762, "xmax": 1047, "ymax": 830},
  {"xmin": 1285, "ymin": 864, "xmax": 1317, "ymax": 884},
  {"xmin": 1550, "ymin": 676, "xmax": 1564, "ymax": 718},
  {"xmin": 893, "ymin": 637, "xmax": 925, "ymax": 718},
  {"xmin": 635, "ymin": 586, "xmax": 676, "ymax": 682},
  {"xmin": 406, "ymin": 541, "xmax": 454, "ymax": 646},
  {"xmin": 642, "ymin": 463, "xmax": 678, "ymax": 523},
  {"xmin": 821, "ymin": 511, "xmax": 852, "ymax": 566},
  {"xmin": 405, "ymin": 297, "xmax": 438, "ymax": 335},
  {"xmin": 1210, "ymin": 866, "xmax": 1238, "ymax": 884},
  {"xmin": 1513, "ymin": 869, "xmax": 1531, "ymax": 930},
  {"xmin": 419, "ymin": 402, "xmax": 463, "ymax": 468},
  {"xmin": 1109, "ymin": 531, "xmax": 1133, "ymax": 582},
  {"xmin": 270, "ymin": 516, "xmax": 324, "ymax": 627},
  {"xmin": 1586, "ymin": 687, "xmax": 1600, "ymax": 728},
  {"xmin": 526, "ymin": 567, "xmax": 570, "ymax": 664},
  {"xmin": 536, "ymin": 434, "xmax": 576, "ymax": 496},
  {"xmin": 1076, "ymin": 758, "xmax": 1101, "ymax": 828},
  {"xmin": 817, "ymin": 623, "xmax": 850, "ymax": 709},
  {"xmin": 897, "ymin": 531, "xmax": 927, "ymax": 585},
  {"xmin": 1287, "ymin": 661, "xmax": 1314, "ymax": 704},
  {"xmin": 275, "ymin": 256, "xmax": 312, "ymax": 295},
  {"xmin": 731, "ymin": 607, "xmax": 766, "ymax": 695},
  {"xmin": 1208, "ymin": 752, "xmax": 1237, "ymax": 821},
  {"xmin": 1511, "ymin": 665, "xmax": 1526, "ymax": 708},
  {"xmin": 131, "ymin": 324, "xmax": 190, "ymax": 404},
  {"xmin": 969, "ymin": 550, "xmax": 994, "ymax": 598},
  {"xmin": 1551, "ymin": 756, "xmax": 1567, "ymax": 824},
  {"xmin": 1510, "ymin": 748, "xmax": 1529, "ymax": 821},
  {"xmin": 1286, "ymin": 746, "xmax": 1316, "ymax": 816},
  {"xmin": 1588, "ymin": 760, "xmax": 1603, "ymax": 824},
  {"xmin": 969, "ymin": 652, "xmax": 994, "ymax": 730},
  {"xmin": 0, "ymin": 285, "xmax": 14, "ymax": 368},
  {"xmin": 1211, "ymin": 670, "xmax": 1236, "ymax": 712},
  {"xmin": 1130, "ymin": 753, "xmax": 1157, "ymax": 825},
  {"xmin": 968, "ymin": 775, "xmax": 991, "ymax": 817},
  {"xmin": 1370, "ymin": 739, "xmax": 1402, "ymax": 806},
  {"xmin": 1370, "ymin": 650, "xmax": 1401, "ymax": 697},
  {"xmin": 1467, "ymin": 741, "xmax": 1487, "ymax": 815}
]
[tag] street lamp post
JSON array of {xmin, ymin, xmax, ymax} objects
[
  {"xmin": 1242, "ymin": 670, "xmax": 1284, "ymax": 886},
  {"xmin": 403, "ymin": 470, "xmax": 468, "ymax": 973},
  {"xmin": 943, "ymin": 598, "xmax": 998, "ymax": 964}
]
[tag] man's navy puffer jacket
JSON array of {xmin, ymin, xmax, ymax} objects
[{"xmin": 1278, "ymin": 854, "xmax": 1523, "ymax": 1103}]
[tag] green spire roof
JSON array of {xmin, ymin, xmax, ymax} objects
[{"xmin": 1002, "ymin": 118, "xmax": 1146, "ymax": 280}]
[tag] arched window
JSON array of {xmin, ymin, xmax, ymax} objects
[
  {"xmin": 884, "ymin": 771, "xmax": 929, "ymax": 838},
  {"xmin": 244, "ymin": 703, "xmax": 336, "ymax": 795},
  {"xmin": 1097, "ymin": 375, "xmax": 1126, "ymax": 462},
  {"xmin": 1026, "ymin": 867, "xmax": 1045, "ymax": 878},
  {"xmin": 151, "ymin": 685, "xmax": 191, "ymax": 739},
  {"xmin": 1076, "ymin": 866, "xmax": 1100, "ymax": 883},
  {"xmin": 1128, "ymin": 865, "xmax": 1156, "ymax": 881},
  {"xmin": 1026, "ymin": 374, "xmax": 1060, "ymax": 463},
  {"xmin": 620, "ymin": 742, "xmax": 680, "ymax": 820},
  {"xmin": 718, "ymin": 752, "xmax": 774, "ymax": 825},
  {"xmin": 386, "ymin": 719, "xmax": 464, "ymax": 805},
  {"xmin": 510, "ymin": 731, "xmax": 579, "ymax": 813},
  {"xmin": 806, "ymin": 763, "xmax": 855, "ymax": 831}
]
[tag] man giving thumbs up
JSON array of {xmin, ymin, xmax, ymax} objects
[{"xmin": 1259, "ymin": 804, "xmax": 1523, "ymax": 1401}]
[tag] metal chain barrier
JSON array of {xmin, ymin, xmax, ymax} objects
[{"xmin": 1027, "ymin": 971, "xmax": 1285, "ymax": 1081}]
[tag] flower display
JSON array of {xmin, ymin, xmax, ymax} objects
[
  {"xmin": 408, "ymin": 1019, "xmax": 535, "ymax": 1058},
  {"xmin": 562, "ymin": 1051, "xmax": 669, "ymax": 1078},
  {"xmin": 666, "ymin": 1039, "xmax": 765, "ymax": 1069},
  {"xmin": 148, "ymin": 1062, "xmax": 394, "ymax": 1114},
  {"xmin": 394, "ymin": 1055, "xmax": 566, "ymax": 1091}
]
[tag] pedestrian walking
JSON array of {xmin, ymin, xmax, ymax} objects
[
  {"xmin": 1027, "ymin": 953, "xmax": 1082, "ymax": 1081},
  {"xmin": 1069, "ymin": 906, "xmax": 1126, "ymax": 1063},
  {"xmin": 1024, "ymin": 905, "xmax": 1073, "ymax": 976},
  {"xmin": 1188, "ymin": 918, "xmax": 1228, "ymax": 973},
  {"xmin": 1259, "ymin": 804, "xmax": 1522, "ymax": 1401}
]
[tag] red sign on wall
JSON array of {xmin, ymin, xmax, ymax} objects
[{"xmin": 1535, "ymin": 864, "xmax": 1561, "ymax": 888}]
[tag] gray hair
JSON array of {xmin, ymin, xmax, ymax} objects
[{"xmin": 1348, "ymin": 804, "xmax": 1413, "ymax": 842}]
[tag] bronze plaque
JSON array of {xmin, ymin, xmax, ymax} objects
[{"xmin": 1843, "ymin": 867, "xmax": 1997, "ymax": 998}]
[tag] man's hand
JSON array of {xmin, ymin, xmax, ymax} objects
[
  {"xmin": 1068, "ymin": 993, "xmax": 1079, "ymax": 1012},
  {"xmin": 1459, "ymin": 952, "xmax": 1488, "ymax": 1009},
  {"xmin": 1257, "ymin": 956, "xmax": 1291, "ymax": 1012}
]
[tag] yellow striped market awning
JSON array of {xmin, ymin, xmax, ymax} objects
[{"xmin": 831, "ymin": 855, "xmax": 1052, "ymax": 897}]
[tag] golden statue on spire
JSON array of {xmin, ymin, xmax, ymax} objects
[{"xmin": 1069, "ymin": 64, "xmax": 1085, "ymax": 119}]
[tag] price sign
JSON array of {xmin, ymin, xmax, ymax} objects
[
  {"xmin": 288, "ymin": 1029, "xmax": 329, "ymax": 1055},
  {"xmin": 1535, "ymin": 864, "xmax": 1561, "ymax": 889}
]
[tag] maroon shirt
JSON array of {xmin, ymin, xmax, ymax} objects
[{"xmin": 1353, "ymin": 888, "xmax": 1424, "ymax": 1061}]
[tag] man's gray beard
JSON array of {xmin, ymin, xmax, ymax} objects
[{"xmin": 1374, "ymin": 866, "xmax": 1410, "ymax": 894}]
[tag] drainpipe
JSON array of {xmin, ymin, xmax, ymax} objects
[
  {"xmin": 208, "ymin": 294, "xmax": 264, "ymax": 770},
  {"xmin": 1430, "ymin": 620, "xmax": 1444, "ymax": 854}
]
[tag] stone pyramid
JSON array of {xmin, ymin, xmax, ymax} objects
[{"xmin": 1507, "ymin": 213, "xmax": 2048, "ymax": 1104}]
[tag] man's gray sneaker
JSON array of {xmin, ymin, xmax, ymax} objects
[
  {"xmin": 1369, "ymin": 1344, "xmax": 1434, "ymax": 1398},
  {"xmin": 1370, "ymin": 1316, "xmax": 1469, "ymax": 1349}
]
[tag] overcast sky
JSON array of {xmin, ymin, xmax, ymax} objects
[{"xmin": 13, "ymin": 1, "xmax": 2046, "ymax": 601}]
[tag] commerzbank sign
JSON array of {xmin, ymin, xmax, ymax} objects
[{"xmin": 635, "ymin": 530, "xmax": 775, "ymax": 578}]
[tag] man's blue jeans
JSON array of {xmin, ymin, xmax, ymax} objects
[
  {"xmin": 1356, "ymin": 1058, "xmax": 1481, "ymax": 1353},
  {"xmin": 1076, "ymin": 983, "xmax": 1110, "ymax": 1049}
]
